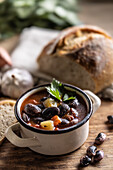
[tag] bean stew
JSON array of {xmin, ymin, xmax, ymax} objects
[{"xmin": 20, "ymin": 80, "xmax": 88, "ymax": 131}]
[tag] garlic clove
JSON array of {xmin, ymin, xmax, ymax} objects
[{"xmin": 11, "ymin": 74, "xmax": 19, "ymax": 86}]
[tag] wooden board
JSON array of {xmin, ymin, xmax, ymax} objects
[{"xmin": 0, "ymin": 100, "xmax": 113, "ymax": 170}]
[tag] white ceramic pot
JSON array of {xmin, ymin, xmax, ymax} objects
[{"xmin": 5, "ymin": 84, "xmax": 101, "ymax": 155}]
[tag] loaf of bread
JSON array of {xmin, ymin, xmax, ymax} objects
[
  {"xmin": 37, "ymin": 25, "xmax": 113, "ymax": 93},
  {"xmin": 0, "ymin": 99, "xmax": 16, "ymax": 145}
]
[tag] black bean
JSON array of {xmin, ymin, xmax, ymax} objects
[
  {"xmin": 24, "ymin": 104, "xmax": 42, "ymax": 117},
  {"xmin": 40, "ymin": 97, "xmax": 48, "ymax": 102},
  {"xmin": 61, "ymin": 118, "xmax": 70, "ymax": 125},
  {"xmin": 32, "ymin": 117, "xmax": 45, "ymax": 124},
  {"xmin": 64, "ymin": 114, "xmax": 74, "ymax": 121},
  {"xmin": 22, "ymin": 113, "xmax": 30, "ymax": 123},
  {"xmin": 70, "ymin": 108, "xmax": 78, "ymax": 118},
  {"xmin": 87, "ymin": 145, "xmax": 97, "ymax": 157},
  {"xmin": 95, "ymin": 133, "xmax": 106, "ymax": 145},
  {"xmin": 37, "ymin": 104, "xmax": 45, "ymax": 109},
  {"xmin": 58, "ymin": 103, "xmax": 70, "ymax": 116},
  {"xmin": 69, "ymin": 119, "xmax": 78, "ymax": 126},
  {"xmin": 58, "ymin": 118, "xmax": 70, "ymax": 128},
  {"xmin": 42, "ymin": 107, "xmax": 60, "ymax": 120},
  {"xmin": 94, "ymin": 150, "xmax": 104, "ymax": 162},
  {"xmin": 80, "ymin": 155, "xmax": 91, "ymax": 167},
  {"xmin": 107, "ymin": 115, "xmax": 113, "ymax": 124},
  {"xmin": 69, "ymin": 99, "xmax": 79, "ymax": 108}
]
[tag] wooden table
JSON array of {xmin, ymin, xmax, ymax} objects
[{"xmin": 1, "ymin": 2, "xmax": 113, "ymax": 170}]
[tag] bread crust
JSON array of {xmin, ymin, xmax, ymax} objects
[
  {"xmin": 0, "ymin": 99, "xmax": 16, "ymax": 145},
  {"xmin": 38, "ymin": 25, "xmax": 113, "ymax": 93}
]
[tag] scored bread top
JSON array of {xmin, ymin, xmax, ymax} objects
[
  {"xmin": 38, "ymin": 25, "xmax": 112, "ymax": 57},
  {"xmin": 38, "ymin": 25, "xmax": 113, "ymax": 93}
]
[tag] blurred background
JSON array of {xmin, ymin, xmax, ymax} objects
[
  {"xmin": 79, "ymin": 0, "xmax": 113, "ymax": 36},
  {"xmin": 0, "ymin": 0, "xmax": 113, "ymax": 41}
]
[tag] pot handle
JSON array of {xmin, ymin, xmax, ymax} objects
[
  {"xmin": 84, "ymin": 90, "xmax": 101, "ymax": 114},
  {"xmin": 5, "ymin": 122, "xmax": 41, "ymax": 147}
]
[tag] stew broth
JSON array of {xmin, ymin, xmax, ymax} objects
[{"xmin": 20, "ymin": 89, "xmax": 87, "ymax": 131}]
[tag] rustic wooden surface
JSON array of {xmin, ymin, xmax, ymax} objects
[
  {"xmin": 0, "ymin": 2, "xmax": 113, "ymax": 170},
  {"xmin": 0, "ymin": 100, "xmax": 113, "ymax": 170}
]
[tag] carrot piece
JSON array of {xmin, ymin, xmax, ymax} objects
[{"xmin": 51, "ymin": 115, "xmax": 61, "ymax": 127}]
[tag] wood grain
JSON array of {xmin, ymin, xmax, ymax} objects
[{"xmin": 0, "ymin": 100, "xmax": 113, "ymax": 170}]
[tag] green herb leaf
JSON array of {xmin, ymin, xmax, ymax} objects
[
  {"xmin": 46, "ymin": 79, "xmax": 76, "ymax": 101},
  {"xmin": 63, "ymin": 94, "xmax": 69, "ymax": 101},
  {"xmin": 46, "ymin": 87, "xmax": 62, "ymax": 101},
  {"xmin": 46, "ymin": 79, "xmax": 63, "ymax": 101},
  {"xmin": 51, "ymin": 79, "xmax": 62, "ymax": 91},
  {"xmin": 63, "ymin": 93, "xmax": 76, "ymax": 101}
]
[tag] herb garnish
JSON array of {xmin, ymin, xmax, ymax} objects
[
  {"xmin": 46, "ymin": 79, "xmax": 76, "ymax": 101},
  {"xmin": 63, "ymin": 94, "xmax": 75, "ymax": 101}
]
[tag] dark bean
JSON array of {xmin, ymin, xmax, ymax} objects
[
  {"xmin": 94, "ymin": 150, "xmax": 104, "ymax": 162},
  {"xmin": 42, "ymin": 107, "xmax": 60, "ymax": 120},
  {"xmin": 58, "ymin": 103, "xmax": 70, "ymax": 116},
  {"xmin": 32, "ymin": 117, "xmax": 45, "ymax": 124},
  {"xmin": 24, "ymin": 104, "xmax": 42, "ymax": 117},
  {"xmin": 22, "ymin": 113, "xmax": 30, "ymax": 123},
  {"xmin": 69, "ymin": 99, "xmax": 79, "ymax": 108},
  {"xmin": 48, "ymin": 93, "xmax": 51, "ymax": 98},
  {"xmin": 40, "ymin": 97, "xmax": 48, "ymax": 102},
  {"xmin": 64, "ymin": 114, "xmax": 74, "ymax": 121},
  {"xmin": 70, "ymin": 108, "xmax": 78, "ymax": 118},
  {"xmin": 69, "ymin": 119, "xmax": 78, "ymax": 126},
  {"xmin": 80, "ymin": 155, "xmax": 91, "ymax": 167},
  {"xmin": 58, "ymin": 118, "xmax": 70, "ymax": 128},
  {"xmin": 95, "ymin": 133, "xmax": 106, "ymax": 145},
  {"xmin": 61, "ymin": 118, "xmax": 70, "ymax": 125},
  {"xmin": 37, "ymin": 104, "xmax": 45, "ymax": 109},
  {"xmin": 107, "ymin": 115, "xmax": 113, "ymax": 124},
  {"xmin": 87, "ymin": 145, "xmax": 97, "ymax": 157}
]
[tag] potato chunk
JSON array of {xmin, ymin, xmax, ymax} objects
[
  {"xmin": 40, "ymin": 120, "xmax": 54, "ymax": 130},
  {"xmin": 43, "ymin": 98, "xmax": 57, "ymax": 108}
]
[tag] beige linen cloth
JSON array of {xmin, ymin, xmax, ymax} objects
[
  {"xmin": 11, "ymin": 27, "xmax": 59, "ymax": 76},
  {"xmin": 11, "ymin": 26, "xmax": 113, "ymax": 101}
]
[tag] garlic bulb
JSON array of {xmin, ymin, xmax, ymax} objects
[{"xmin": 1, "ymin": 68, "xmax": 34, "ymax": 99}]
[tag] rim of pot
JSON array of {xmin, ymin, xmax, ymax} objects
[{"xmin": 15, "ymin": 83, "xmax": 93, "ymax": 134}]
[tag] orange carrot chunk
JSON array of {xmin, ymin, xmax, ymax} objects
[{"xmin": 51, "ymin": 115, "xmax": 61, "ymax": 127}]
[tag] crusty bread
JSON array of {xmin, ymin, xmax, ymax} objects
[
  {"xmin": 37, "ymin": 25, "xmax": 113, "ymax": 93},
  {"xmin": 0, "ymin": 99, "xmax": 16, "ymax": 145}
]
